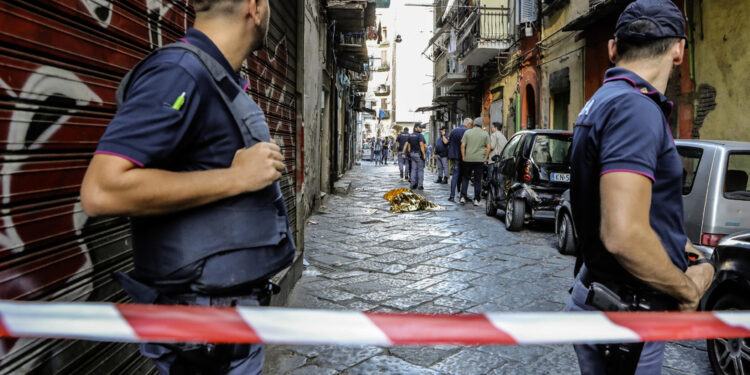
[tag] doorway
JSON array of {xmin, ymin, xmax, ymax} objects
[
  {"xmin": 525, "ymin": 84, "xmax": 536, "ymax": 129},
  {"xmin": 553, "ymin": 90, "xmax": 570, "ymax": 130}
]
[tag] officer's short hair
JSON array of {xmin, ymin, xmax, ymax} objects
[
  {"xmin": 403, "ymin": 127, "xmax": 409, "ymax": 132},
  {"xmin": 192, "ymin": 0, "xmax": 244, "ymax": 16},
  {"xmin": 616, "ymin": 20, "xmax": 681, "ymax": 62}
]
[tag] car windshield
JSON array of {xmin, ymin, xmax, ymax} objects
[
  {"xmin": 725, "ymin": 152, "xmax": 750, "ymax": 201},
  {"xmin": 531, "ymin": 134, "xmax": 572, "ymax": 165}
]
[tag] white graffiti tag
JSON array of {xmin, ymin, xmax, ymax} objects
[
  {"xmin": 0, "ymin": 66, "xmax": 102, "ymax": 251},
  {"xmin": 80, "ymin": 0, "xmax": 113, "ymax": 28}
]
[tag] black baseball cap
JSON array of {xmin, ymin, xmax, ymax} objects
[
  {"xmin": 615, "ymin": 0, "xmax": 686, "ymax": 42},
  {"xmin": 414, "ymin": 123, "xmax": 422, "ymax": 129}
]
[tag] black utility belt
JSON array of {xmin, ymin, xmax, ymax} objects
[
  {"xmin": 580, "ymin": 271, "xmax": 677, "ymax": 311},
  {"xmin": 158, "ymin": 280, "xmax": 280, "ymax": 307}
]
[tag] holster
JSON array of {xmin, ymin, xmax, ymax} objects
[{"xmin": 581, "ymin": 270, "xmax": 676, "ymax": 375}]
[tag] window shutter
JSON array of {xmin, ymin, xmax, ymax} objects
[{"xmin": 520, "ymin": 0, "xmax": 538, "ymax": 23}]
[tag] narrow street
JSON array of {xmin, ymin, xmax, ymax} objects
[{"xmin": 264, "ymin": 162, "xmax": 711, "ymax": 374}]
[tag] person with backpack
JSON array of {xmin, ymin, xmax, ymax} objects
[{"xmin": 80, "ymin": 0, "xmax": 294, "ymax": 373}]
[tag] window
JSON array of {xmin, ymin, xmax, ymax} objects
[
  {"xmin": 677, "ymin": 146, "xmax": 703, "ymax": 195},
  {"xmin": 531, "ymin": 134, "xmax": 572, "ymax": 165},
  {"xmin": 502, "ymin": 134, "xmax": 523, "ymax": 159},
  {"xmin": 724, "ymin": 152, "xmax": 750, "ymax": 201}
]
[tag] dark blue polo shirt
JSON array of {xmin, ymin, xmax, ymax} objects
[
  {"xmin": 408, "ymin": 132, "xmax": 426, "ymax": 152},
  {"xmin": 435, "ymin": 134, "xmax": 448, "ymax": 155},
  {"xmin": 571, "ymin": 67, "xmax": 688, "ymax": 285},
  {"xmin": 95, "ymin": 29, "xmax": 293, "ymax": 289},
  {"xmin": 447, "ymin": 125, "xmax": 467, "ymax": 160},
  {"xmin": 396, "ymin": 132, "xmax": 410, "ymax": 152}
]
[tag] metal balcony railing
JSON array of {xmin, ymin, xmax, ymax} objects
[
  {"xmin": 457, "ymin": 6, "xmax": 512, "ymax": 60},
  {"xmin": 375, "ymin": 85, "xmax": 391, "ymax": 96}
]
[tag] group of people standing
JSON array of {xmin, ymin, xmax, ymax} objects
[
  {"xmin": 392, "ymin": 118, "xmax": 507, "ymax": 204},
  {"xmin": 444, "ymin": 118, "xmax": 507, "ymax": 206},
  {"xmin": 367, "ymin": 137, "xmax": 392, "ymax": 165}
]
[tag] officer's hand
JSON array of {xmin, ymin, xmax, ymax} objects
[
  {"xmin": 232, "ymin": 142, "xmax": 284, "ymax": 192},
  {"xmin": 686, "ymin": 263, "xmax": 715, "ymax": 297},
  {"xmin": 676, "ymin": 278, "xmax": 701, "ymax": 312}
]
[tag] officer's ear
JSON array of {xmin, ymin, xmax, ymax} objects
[
  {"xmin": 607, "ymin": 39, "xmax": 618, "ymax": 64},
  {"xmin": 671, "ymin": 39, "xmax": 686, "ymax": 66},
  {"xmin": 244, "ymin": 0, "xmax": 261, "ymax": 27}
]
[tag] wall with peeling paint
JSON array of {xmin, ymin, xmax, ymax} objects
[
  {"xmin": 540, "ymin": 0, "xmax": 586, "ymax": 131},
  {"xmin": 691, "ymin": 0, "xmax": 750, "ymax": 141},
  {"xmin": 301, "ymin": 0, "xmax": 324, "ymax": 217}
]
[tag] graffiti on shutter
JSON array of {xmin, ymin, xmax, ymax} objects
[{"xmin": 0, "ymin": 0, "xmax": 297, "ymax": 373}]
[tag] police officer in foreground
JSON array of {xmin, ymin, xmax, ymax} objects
[
  {"xmin": 396, "ymin": 127, "xmax": 411, "ymax": 180},
  {"xmin": 81, "ymin": 0, "xmax": 294, "ymax": 373},
  {"xmin": 566, "ymin": 1, "xmax": 714, "ymax": 373},
  {"xmin": 404, "ymin": 123, "xmax": 426, "ymax": 190}
]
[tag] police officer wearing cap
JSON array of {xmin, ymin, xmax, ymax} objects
[
  {"xmin": 396, "ymin": 127, "xmax": 411, "ymax": 180},
  {"xmin": 565, "ymin": 1, "xmax": 714, "ymax": 373},
  {"xmin": 404, "ymin": 123, "xmax": 426, "ymax": 190},
  {"xmin": 81, "ymin": 0, "xmax": 294, "ymax": 373}
]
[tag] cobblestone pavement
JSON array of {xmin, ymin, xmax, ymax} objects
[{"xmin": 264, "ymin": 161, "xmax": 711, "ymax": 375}]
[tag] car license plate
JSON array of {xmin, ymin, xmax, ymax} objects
[{"xmin": 551, "ymin": 173, "xmax": 570, "ymax": 182}]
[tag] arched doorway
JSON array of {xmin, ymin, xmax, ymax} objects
[{"xmin": 525, "ymin": 84, "xmax": 536, "ymax": 129}]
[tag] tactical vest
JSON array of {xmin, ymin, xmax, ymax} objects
[{"xmin": 116, "ymin": 43, "xmax": 294, "ymax": 282}]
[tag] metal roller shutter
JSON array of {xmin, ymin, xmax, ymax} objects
[
  {"xmin": 242, "ymin": 0, "xmax": 298, "ymax": 238},
  {"xmin": 0, "ymin": 1, "xmax": 298, "ymax": 373}
]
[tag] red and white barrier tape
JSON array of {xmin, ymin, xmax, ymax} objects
[{"xmin": 0, "ymin": 301, "xmax": 749, "ymax": 345}]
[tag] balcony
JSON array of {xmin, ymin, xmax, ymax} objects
[
  {"xmin": 457, "ymin": 4, "xmax": 512, "ymax": 66},
  {"xmin": 433, "ymin": 86, "xmax": 461, "ymax": 103},
  {"xmin": 434, "ymin": 53, "xmax": 467, "ymax": 88},
  {"xmin": 374, "ymin": 84, "xmax": 391, "ymax": 96},
  {"xmin": 376, "ymin": 63, "xmax": 391, "ymax": 72}
]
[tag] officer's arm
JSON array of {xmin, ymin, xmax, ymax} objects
[
  {"xmin": 461, "ymin": 142, "xmax": 466, "ymax": 161},
  {"xmin": 81, "ymin": 143, "xmax": 284, "ymax": 217},
  {"xmin": 420, "ymin": 142, "xmax": 426, "ymax": 158},
  {"xmin": 403, "ymin": 142, "xmax": 409, "ymax": 154},
  {"xmin": 600, "ymin": 172, "xmax": 702, "ymax": 310}
]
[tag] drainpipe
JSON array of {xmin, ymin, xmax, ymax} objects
[{"xmin": 515, "ymin": 92, "xmax": 521, "ymax": 132}]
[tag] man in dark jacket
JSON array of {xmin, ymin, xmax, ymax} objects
[
  {"xmin": 447, "ymin": 118, "xmax": 471, "ymax": 201},
  {"xmin": 434, "ymin": 126, "xmax": 449, "ymax": 183}
]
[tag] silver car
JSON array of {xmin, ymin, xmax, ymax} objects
[{"xmin": 677, "ymin": 140, "xmax": 750, "ymax": 248}]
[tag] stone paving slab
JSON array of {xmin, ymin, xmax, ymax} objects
[{"xmin": 264, "ymin": 163, "xmax": 711, "ymax": 374}]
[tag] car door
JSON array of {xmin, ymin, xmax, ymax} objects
[{"xmin": 498, "ymin": 134, "xmax": 524, "ymax": 200}]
